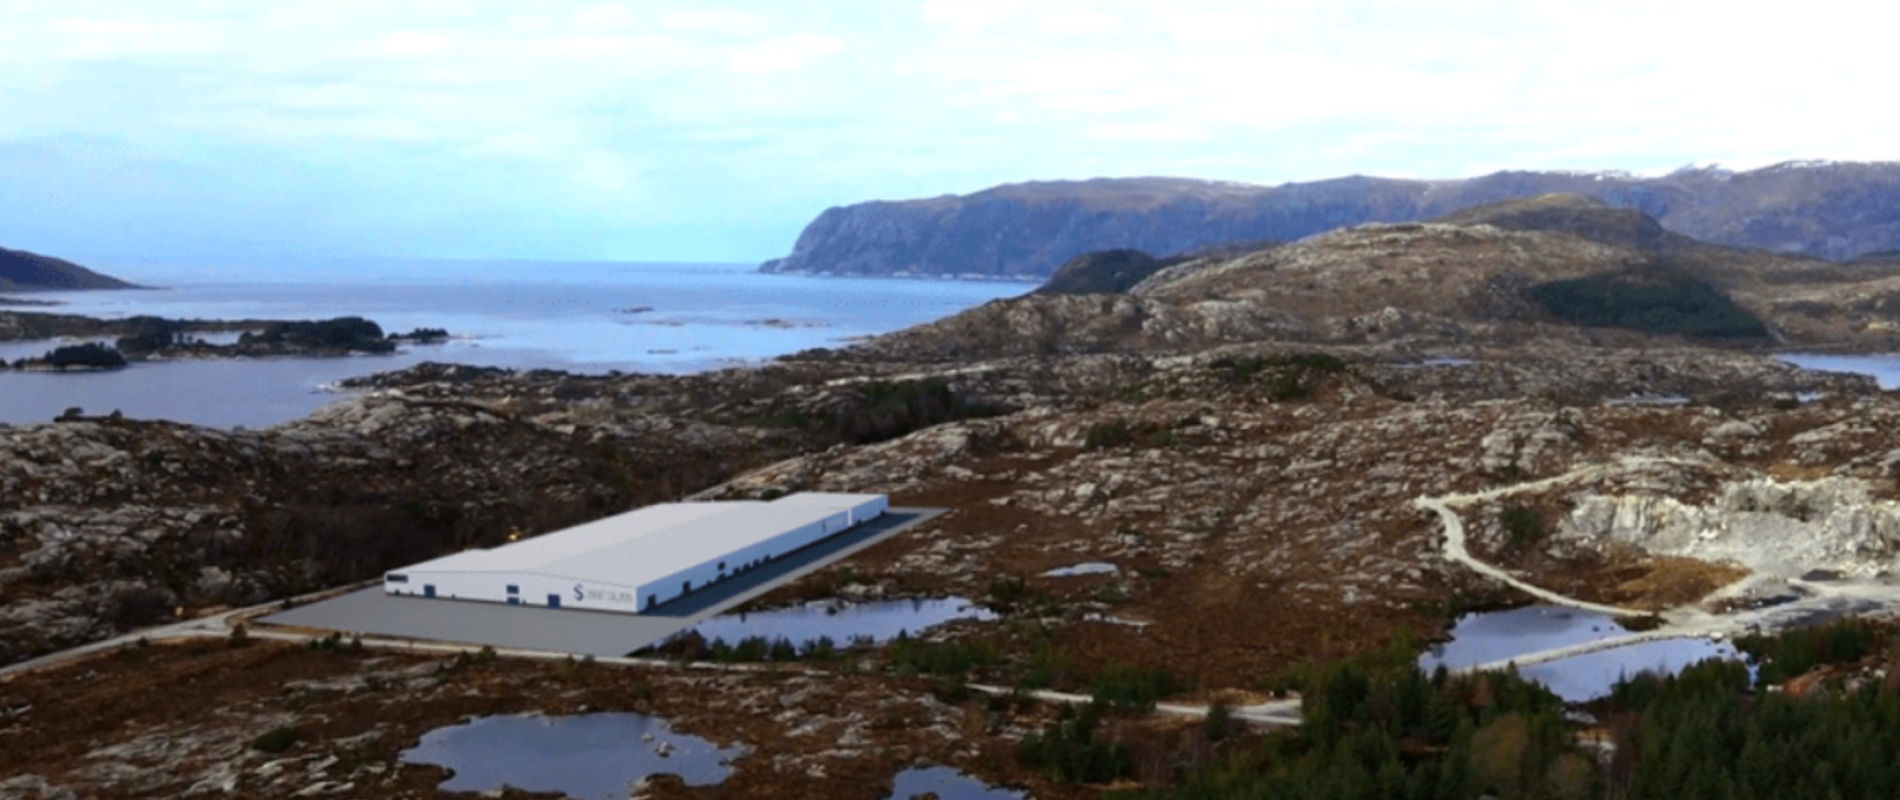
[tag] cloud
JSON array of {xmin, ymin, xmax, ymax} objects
[{"xmin": 0, "ymin": 0, "xmax": 1896, "ymax": 261}]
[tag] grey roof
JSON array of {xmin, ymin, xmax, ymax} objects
[{"xmin": 260, "ymin": 507, "xmax": 945, "ymax": 657}]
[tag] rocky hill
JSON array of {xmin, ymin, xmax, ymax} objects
[
  {"xmin": 863, "ymin": 195, "xmax": 1900, "ymax": 361},
  {"xmin": 0, "ymin": 246, "xmax": 136, "ymax": 291},
  {"xmin": 761, "ymin": 161, "xmax": 1900, "ymax": 278}
]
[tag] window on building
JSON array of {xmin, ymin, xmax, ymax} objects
[
  {"xmin": 385, "ymin": 573, "xmax": 409, "ymax": 583},
  {"xmin": 506, "ymin": 584, "xmax": 519, "ymax": 594}
]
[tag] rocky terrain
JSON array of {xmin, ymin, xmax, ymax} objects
[
  {"xmin": 866, "ymin": 196, "xmax": 1900, "ymax": 360},
  {"xmin": 0, "ymin": 391, "xmax": 810, "ymax": 665},
  {"xmin": 0, "ymin": 246, "xmax": 136, "ymax": 291},
  {"xmin": 761, "ymin": 161, "xmax": 1900, "ymax": 278},
  {"xmin": 9, "ymin": 197, "xmax": 1900, "ymax": 796}
]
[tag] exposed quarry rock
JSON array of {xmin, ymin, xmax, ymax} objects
[{"xmin": 1563, "ymin": 477, "xmax": 1900, "ymax": 577}]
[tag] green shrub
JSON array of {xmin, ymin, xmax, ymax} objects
[
  {"xmin": 1083, "ymin": 419, "xmax": 1134, "ymax": 450},
  {"xmin": 1500, "ymin": 504, "xmax": 1544, "ymax": 547},
  {"xmin": 1203, "ymin": 698, "xmax": 1234, "ymax": 742},
  {"xmin": 252, "ymin": 726, "xmax": 300, "ymax": 753},
  {"xmin": 1089, "ymin": 662, "xmax": 1179, "ymax": 711},
  {"xmin": 1737, "ymin": 617, "xmax": 1879, "ymax": 686},
  {"xmin": 888, "ymin": 638, "xmax": 1001, "ymax": 677},
  {"xmin": 1016, "ymin": 703, "xmax": 1133, "ymax": 784},
  {"xmin": 834, "ymin": 379, "xmax": 1002, "ymax": 445}
]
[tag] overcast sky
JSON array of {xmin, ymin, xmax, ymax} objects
[{"xmin": 3, "ymin": 1, "xmax": 1893, "ymax": 263}]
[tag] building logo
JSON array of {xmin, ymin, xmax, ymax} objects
[{"xmin": 573, "ymin": 583, "xmax": 635, "ymax": 605}]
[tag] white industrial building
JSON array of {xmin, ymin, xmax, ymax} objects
[{"xmin": 383, "ymin": 492, "xmax": 889, "ymax": 613}]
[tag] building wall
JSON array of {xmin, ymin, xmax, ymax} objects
[{"xmin": 384, "ymin": 494, "xmax": 891, "ymax": 613}]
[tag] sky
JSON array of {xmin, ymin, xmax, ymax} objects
[{"xmin": 2, "ymin": 0, "xmax": 1895, "ymax": 263}]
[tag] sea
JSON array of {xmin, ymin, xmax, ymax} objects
[{"xmin": 0, "ymin": 258, "xmax": 1029, "ymax": 429}]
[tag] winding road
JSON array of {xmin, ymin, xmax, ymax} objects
[{"xmin": 1415, "ymin": 455, "xmax": 1900, "ymax": 675}]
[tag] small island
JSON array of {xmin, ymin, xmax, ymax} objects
[
  {"xmin": 1, "ymin": 316, "xmax": 452, "ymax": 372},
  {"xmin": 10, "ymin": 342, "xmax": 129, "ymax": 371}
]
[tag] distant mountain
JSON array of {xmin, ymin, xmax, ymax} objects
[
  {"xmin": 761, "ymin": 162, "xmax": 1900, "ymax": 278},
  {"xmin": 0, "ymin": 247, "xmax": 137, "ymax": 291}
]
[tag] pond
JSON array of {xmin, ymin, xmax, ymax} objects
[
  {"xmin": 1419, "ymin": 605, "xmax": 1744, "ymax": 702},
  {"xmin": 1778, "ymin": 352, "xmax": 1900, "ymax": 390},
  {"xmin": 400, "ymin": 712, "xmax": 744, "ymax": 799},
  {"xmin": 1389, "ymin": 356, "xmax": 1475, "ymax": 369},
  {"xmin": 1519, "ymin": 638, "xmax": 1742, "ymax": 702},
  {"xmin": 679, "ymin": 596, "xmax": 997, "ymax": 648},
  {"xmin": 1418, "ymin": 605, "xmax": 1632, "ymax": 671},
  {"xmin": 1604, "ymin": 394, "xmax": 1690, "ymax": 407},
  {"xmin": 1040, "ymin": 562, "xmax": 1118, "ymax": 577},
  {"xmin": 886, "ymin": 766, "xmax": 1028, "ymax": 800}
]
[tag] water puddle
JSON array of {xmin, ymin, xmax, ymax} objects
[
  {"xmin": 679, "ymin": 596, "xmax": 996, "ymax": 648},
  {"xmin": 1778, "ymin": 352, "xmax": 1900, "ymax": 390},
  {"xmin": 1604, "ymin": 394, "xmax": 1690, "ymax": 407},
  {"xmin": 1040, "ymin": 562, "xmax": 1118, "ymax": 577},
  {"xmin": 1392, "ymin": 356, "xmax": 1474, "ymax": 369},
  {"xmin": 885, "ymin": 766, "xmax": 1027, "ymax": 800},
  {"xmin": 400, "ymin": 712, "xmax": 744, "ymax": 799}
]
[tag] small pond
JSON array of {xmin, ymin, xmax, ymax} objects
[
  {"xmin": 679, "ymin": 596, "xmax": 997, "ymax": 647},
  {"xmin": 400, "ymin": 712, "xmax": 744, "ymax": 799},
  {"xmin": 1519, "ymin": 638, "xmax": 1742, "ymax": 702},
  {"xmin": 1777, "ymin": 352, "xmax": 1900, "ymax": 390},
  {"xmin": 1603, "ymin": 394, "xmax": 1690, "ymax": 407},
  {"xmin": 1389, "ymin": 356, "xmax": 1475, "ymax": 369},
  {"xmin": 1040, "ymin": 562, "xmax": 1118, "ymax": 577},
  {"xmin": 886, "ymin": 766, "xmax": 1028, "ymax": 800},
  {"xmin": 1420, "ymin": 605, "xmax": 1744, "ymax": 702},
  {"xmin": 1418, "ymin": 605, "xmax": 1632, "ymax": 671}
]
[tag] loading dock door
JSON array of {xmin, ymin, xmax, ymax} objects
[
  {"xmin": 424, "ymin": 585, "xmax": 436, "ymax": 598},
  {"xmin": 547, "ymin": 594, "xmax": 561, "ymax": 609}
]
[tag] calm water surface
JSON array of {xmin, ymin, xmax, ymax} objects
[
  {"xmin": 1420, "ymin": 605, "xmax": 1741, "ymax": 702},
  {"xmin": 885, "ymin": 766, "xmax": 1028, "ymax": 800},
  {"xmin": 0, "ymin": 259, "xmax": 1027, "ymax": 427},
  {"xmin": 680, "ymin": 596, "xmax": 996, "ymax": 647},
  {"xmin": 1777, "ymin": 352, "xmax": 1900, "ymax": 389},
  {"xmin": 400, "ymin": 712, "xmax": 744, "ymax": 799}
]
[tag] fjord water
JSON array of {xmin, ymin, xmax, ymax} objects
[{"xmin": 0, "ymin": 259, "xmax": 1027, "ymax": 428}]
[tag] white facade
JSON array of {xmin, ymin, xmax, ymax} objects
[{"xmin": 382, "ymin": 492, "xmax": 889, "ymax": 613}]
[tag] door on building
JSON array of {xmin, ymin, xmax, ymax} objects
[
  {"xmin": 424, "ymin": 585, "xmax": 436, "ymax": 598},
  {"xmin": 547, "ymin": 594, "xmax": 561, "ymax": 608}
]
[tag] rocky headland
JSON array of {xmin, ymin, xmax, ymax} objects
[
  {"xmin": 762, "ymin": 161, "xmax": 1900, "ymax": 278},
  {"xmin": 0, "ymin": 246, "xmax": 137, "ymax": 292}
]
